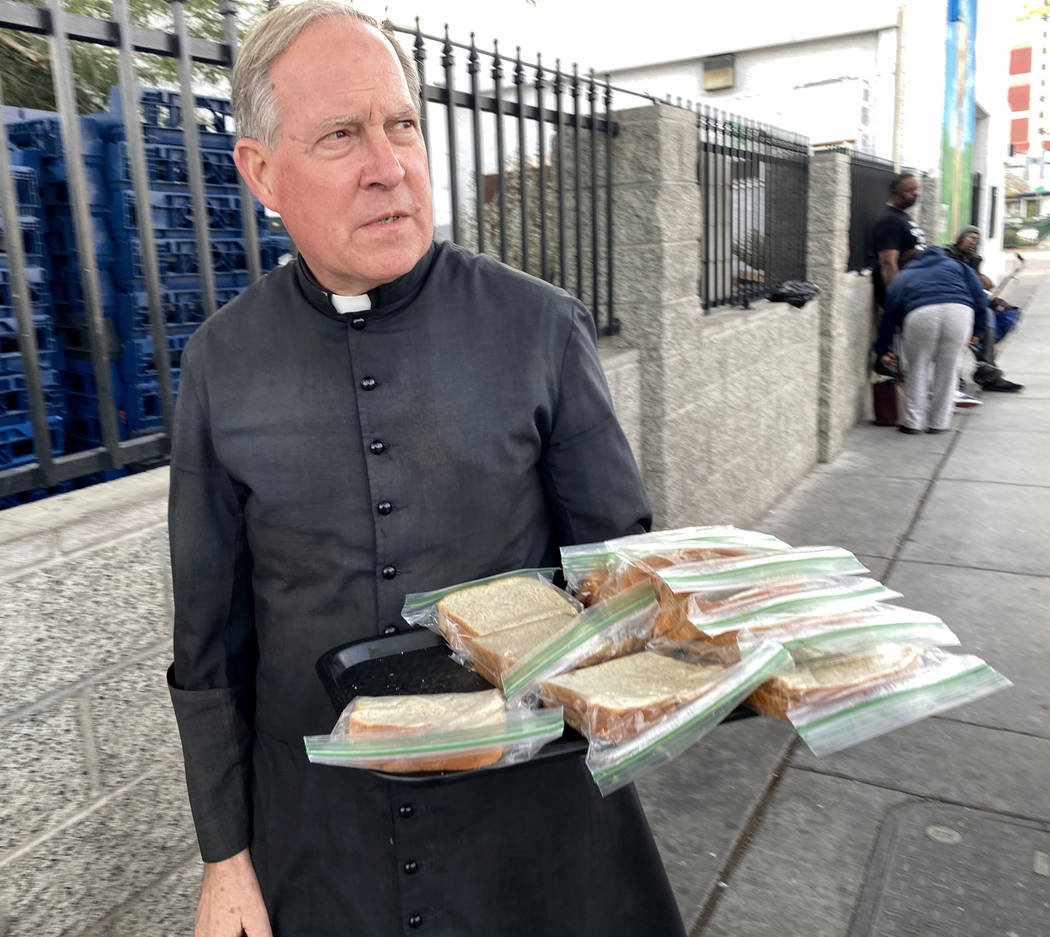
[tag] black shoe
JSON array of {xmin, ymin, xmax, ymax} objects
[
  {"xmin": 982, "ymin": 378, "xmax": 1024, "ymax": 392},
  {"xmin": 898, "ymin": 425, "xmax": 922, "ymax": 434},
  {"xmin": 974, "ymin": 363, "xmax": 1003, "ymax": 384},
  {"xmin": 927, "ymin": 427, "xmax": 949, "ymax": 434}
]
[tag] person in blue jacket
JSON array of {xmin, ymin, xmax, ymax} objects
[{"xmin": 875, "ymin": 245, "xmax": 987, "ymax": 434}]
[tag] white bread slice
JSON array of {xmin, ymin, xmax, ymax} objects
[
  {"xmin": 748, "ymin": 643, "xmax": 921, "ymax": 720},
  {"xmin": 344, "ymin": 689, "xmax": 506, "ymax": 772},
  {"xmin": 436, "ymin": 576, "xmax": 578, "ymax": 640},
  {"xmin": 539, "ymin": 651, "xmax": 725, "ymax": 742},
  {"xmin": 461, "ymin": 613, "xmax": 578, "ymax": 688}
]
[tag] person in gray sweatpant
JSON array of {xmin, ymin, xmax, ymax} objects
[{"xmin": 875, "ymin": 246, "xmax": 987, "ymax": 434}]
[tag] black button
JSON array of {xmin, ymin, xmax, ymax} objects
[
  {"xmin": 377, "ymin": 500, "xmax": 392, "ymax": 515},
  {"xmin": 351, "ymin": 316, "xmax": 366, "ymax": 330},
  {"xmin": 399, "ymin": 804, "xmax": 415, "ymax": 818},
  {"xmin": 408, "ymin": 914, "xmax": 423, "ymax": 928},
  {"xmin": 403, "ymin": 860, "xmax": 419, "ymax": 875},
  {"xmin": 360, "ymin": 376, "xmax": 377, "ymax": 391},
  {"xmin": 382, "ymin": 565, "xmax": 397, "ymax": 579},
  {"xmin": 369, "ymin": 439, "xmax": 386, "ymax": 455},
  {"xmin": 383, "ymin": 624, "xmax": 398, "ymax": 635}
]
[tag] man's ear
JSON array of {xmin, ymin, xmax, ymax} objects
[{"xmin": 234, "ymin": 138, "xmax": 280, "ymax": 212}]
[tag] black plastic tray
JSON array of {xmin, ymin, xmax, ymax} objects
[{"xmin": 315, "ymin": 629, "xmax": 589, "ymax": 782}]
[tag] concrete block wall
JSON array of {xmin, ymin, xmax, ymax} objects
[{"xmin": 0, "ymin": 473, "xmax": 200, "ymax": 935}]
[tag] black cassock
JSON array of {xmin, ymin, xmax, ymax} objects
[{"xmin": 168, "ymin": 242, "xmax": 686, "ymax": 936}]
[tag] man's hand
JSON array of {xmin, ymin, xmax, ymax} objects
[{"xmin": 195, "ymin": 848, "xmax": 273, "ymax": 937}]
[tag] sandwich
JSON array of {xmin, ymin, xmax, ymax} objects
[
  {"xmin": 436, "ymin": 575, "xmax": 578, "ymax": 642},
  {"xmin": 539, "ymin": 651, "xmax": 725, "ymax": 743},
  {"xmin": 747, "ymin": 642, "xmax": 922, "ymax": 720},
  {"xmin": 460, "ymin": 612, "xmax": 580, "ymax": 688},
  {"xmin": 339, "ymin": 688, "xmax": 508, "ymax": 772}
]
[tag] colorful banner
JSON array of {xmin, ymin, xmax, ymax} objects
[{"xmin": 939, "ymin": 0, "xmax": 978, "ymax": 242}]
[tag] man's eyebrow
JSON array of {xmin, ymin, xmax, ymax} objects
[{"xmin": 316, "ymin": 114, "xmax": 364, "ymax": 130}]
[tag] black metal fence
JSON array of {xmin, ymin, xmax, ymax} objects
[
  {"xmin": 390, "ymin": 21, "xmax": 617, "ymax": 335},
  {"xmin": 697, "ymin": 107, "xmax": 810, "ymax": 310},
  {"xmin": 0, "ymin": 4, "xmax": 618, "ymax": 504}
]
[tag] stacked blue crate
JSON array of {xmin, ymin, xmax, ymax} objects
[
  {"xmin": 101, "ymin": 87, "xmax": 290, "ymax": 434},
  {"xmin": 0, "ymin": 156, "xmax": 66, "ymax": 470},
  {"xmin": 6, "ymin": 114, "xmax": 119, "ymax": 453}
]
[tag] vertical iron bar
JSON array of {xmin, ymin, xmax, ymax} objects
[
  {"xmin": 571, "ymin": 64, "xmax": 582, "ymax": 300},
  {"xmin": 47, "ymin": 0, "xmax": 122, "ymax": 461},
  {"xmin": 413, "ymin": 20, "xmax": 430, "ymax": 164},
  {"xmin": 713, "ymin": 109, "xmax": 722, "ymax": 304},
  {"xmin": 801, "ymin": 136, "xmax": 810, "ymax": 278},
  {"xmin": 114, "ymin": 0, "xmax": 174, "ymax": 436},
  {"xmin": 749, "ymin": 117, "xmax": 759, "ymax": 305},
  {"xmin": 468, "ymin": 33, "xmax": 485, "ymax": 255},
  {"xmin": 0, "ymin": 82, "xmax": 54, "ymax": 479},
  {"xmin": 698, "ymin": 106, "xmax": 708, "ymax": 311},
  {"xmin": 604, "ymin": 75, "xmax": 615, "ymax": 334},
  {"xmin": 536, "ymin": 54, "xmax": 547, "ymax": 283},
  {"xmin": 729, "ymin": 114, "xmax": 738, "ymax": 307},
  {"xmin": 221, "ymin": 0, "xmax": 262, "ymax": 283},
  {"xmin": 554, "ymin": 60, "xmax": 566, "ymax": 290},
  {"xmin": 764, "ymin": 122, "xmax": 772, "ymax": 294},
  {"xmin": 514, "ymin": 47, "xmax": 528, "ymax": 273},
  {"xmin": 170, "ymin": 0, "xmax": 217, "ymax": 319},
  {"xmin": 441, "ymin": 26, "xmax": 460, "ymax": 245},
  {"xmin": 492, "ymin": 41, "xmax": 507, "ymax": 262},
  {"xmin": 588, "ymin": 69, "xmax": 599, "ymax": 320}
]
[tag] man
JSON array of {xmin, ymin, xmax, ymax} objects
[
  {"xmin": 871, "ymin": 172, "xmax": 927, "ymax": 308},
  {"xmin": 167, "ymin": 3, "xmax": 685, "ymax": 937},
  {"xmin": 943, "ymin": 226, "xmax": 1024, "ymax": 393}
]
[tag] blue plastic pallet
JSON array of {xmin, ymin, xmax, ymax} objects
[
  {"xmin": 0, "ymin": 413, "xmax": 65, "ymax": 468},
  {"xmin": 115, "ymin": 277, "xmax": 248, "ymax": 335},
  {"xmin": 119, "ymin": 327, "xmax": 194, "ymax": 381},
  {"xmin": 115, "ymin": 234, "xmax": 289, "ymax": 286},
  {"xmin": 104, "ymin": 140, "xmax": 239, "ymax": 189},
  {"xmin": 105, "ymin": 85, "xmax": 234, "ymax": 137},
  {"xmin": 0, "ymin": 369, "xmax": 62, "ymax": 418},
  {"xmin": 112, "ymin": 189, "xmax": 253, "ymax": 234},
  {"xmin": 0, "ymin": 215, "xmax": 46, "ymax": 263},
  {"xmin": 121, "ymin": 374, "xmax": 180, "ymax": 431},
  {"xmin": 0, "ymin": 263, "xmax": 51, "ymax": 310},
  {"xmin": 6, "ymin": 115, "xmax": 106, "ymax": 162}
]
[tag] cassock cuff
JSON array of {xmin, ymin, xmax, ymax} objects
[{"xmin": 167, "ymin": 665, "xmax": 254, "ymax": 862}]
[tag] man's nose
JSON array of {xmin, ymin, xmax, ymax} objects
[{"xmin": 361, "ymin": 131, "xmax": 406, "ymax": 189}]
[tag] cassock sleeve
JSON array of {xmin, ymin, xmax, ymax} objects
[
  {"xmin": 541, "ymin": 301, "xmax": 652, "ymax": 545},
  {"xmin": 167, "ymin": 337, "xmax": 257, "ymax": 863}
]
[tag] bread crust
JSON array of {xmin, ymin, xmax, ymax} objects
[{"xmin": 436, "ymin": 576, "xmax": 578, "ymax": 642}]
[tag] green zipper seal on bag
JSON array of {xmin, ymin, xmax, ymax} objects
[
  {"xmin": 695, "ymin": 582, "xmax": 892, "ymax": 633},
  {"xmin": 501, "ymin": 584, "xmax": 658, "ymax": 698}
]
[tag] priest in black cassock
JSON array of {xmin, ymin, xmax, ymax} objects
[{"xmin": 167, "ymin": 3, "xmax": 686, "ymax": 935}]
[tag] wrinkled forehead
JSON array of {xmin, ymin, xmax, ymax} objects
[{"xmin": 896, "ymin": 177, "xmax": 919, "ymax": 195}]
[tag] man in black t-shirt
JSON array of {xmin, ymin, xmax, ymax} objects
[{"xmin": 871, "ymin": 172, "xmax": 927, "ymax": 307}]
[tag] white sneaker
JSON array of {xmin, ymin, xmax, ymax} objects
[{"xmin": 954, "ymin": 392, "xmax": 982, "ymax": 409}]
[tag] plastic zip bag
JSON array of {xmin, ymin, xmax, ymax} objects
[
  {"xmin": 657, "ymin": 546, "xmax": 869, "ymax": 597},
  {"xmin": 751, "ymin": 645, "xmax": 1011, "ymax": 757},
  {"xmin": 400, "ymin": 568, "xmax": 579, "ymax": 650},
  {"xmin": 686, "ymin": 576, "xmax": 899, "ymax": 631},
  {"xmin": 582, "ymin": 642, "xmax": 793, "ymax": 795},
  {"xmin": 304, "ymin": 692, "xmax": 565, "ymax": 773},
  {"xmin": 735, "ymin": 604, "xmax": 960, "ymax": 661},
  {"xmin": 497, "ymin": 583, "xmax": 660, "ymax": 701},
  {"xmin": 561, "ymin": 526, "xmax": 789, "ymax": 605}
]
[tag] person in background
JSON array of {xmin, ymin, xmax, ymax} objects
[
  {"xmin": 871, "ymin": 172, "xmax": 927, "ymax": 308},
  {"xmin": 875, "ymin": 246, "xmax": 988, "ymax": 434},
  {"xmin": 943, "ymin": 225, "xmax": 1024, "ymax": 393},
  {"xmin": 166, "ymin": 3, "xmax": 686, "ymax": 936}
]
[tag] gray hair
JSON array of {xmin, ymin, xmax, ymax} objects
[{"xmin": 232, "ymin": 0, "xmax": 422, "ymax": 149}]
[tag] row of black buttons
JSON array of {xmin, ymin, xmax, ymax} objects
[{"xmin": 398, "ymin": 803, "xmax": 424, "ymax": 927}]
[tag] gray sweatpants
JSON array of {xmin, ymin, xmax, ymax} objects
[{"xmin": 900, "ymin": 302, "xmax": 973, "ymax": 431}]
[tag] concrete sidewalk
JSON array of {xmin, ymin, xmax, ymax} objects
[{"xmin": 638, "ymin": 253, "xmax": 1050, "ymax": 936}]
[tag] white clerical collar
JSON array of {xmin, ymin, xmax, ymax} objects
[{"xmin": 330, "ymin": 293, "xmax": 372, "ymax": 314}]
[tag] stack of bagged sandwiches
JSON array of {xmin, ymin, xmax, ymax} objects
[{"xmin": 305, "ymin": 527, "xmax": 1010, "ymax": 792}]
